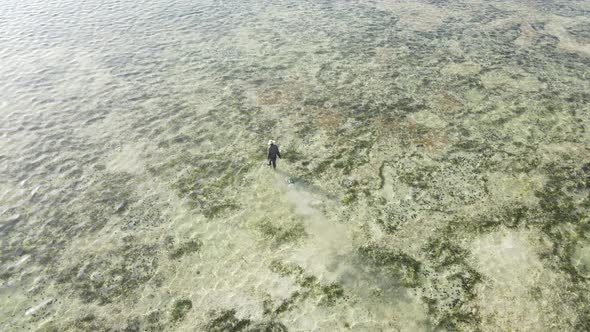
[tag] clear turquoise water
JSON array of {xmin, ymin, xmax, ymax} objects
[{"xmin": 1, "ymin": 0, "xmax": 589, "ymax": 331}]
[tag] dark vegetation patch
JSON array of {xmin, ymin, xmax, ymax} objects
[
  {"xmin": 256, "ymin": 219, "xmax": 306, "ymax": 245},
  {"xmin": 282, "ymin": 147, "xmax": 306, "ymax": 163},
  {"xmin": 375, "ymin": 211, "xmax": 407, "ymax": 234},
  {"xmin": 419, "ymin": 157, "xmax": 590, "ymax": 327},
  {"xmin": 397, "ymin": 165, "xmax": 440, "ymax": 190},
  {"xmin": 339, "ymin": 179, "xmax": 368, "ymax": 205},
  {"xmin": 269, "ymin": 260, "xmax": 347, "ymax": 308},
  {"xmin": 206, "ymin": 309, "xmax": 252, "ymax": 332},
  {"xmin": 536, "ymin": 162, "xmax": 588, "ymax": 227},
  {"xmin": 203, "ymin": 201, "xmax": 240, "ymax": 219},
  {"xmin": 247, "ymin": 321, "xmax": 288, "ymax": 332},
  {"xmin": 145, "ymin": 310, "xmax": 165, "ymax": 332},
  {"xmin": 121, "ymin": 198, "xmax": 168, "ymax": 230},
  {"xmin": 357, "ymin": 244, "xmax": 422, "ymax": 288},
  {"xmin": 567, "ymin": 22, "xmax": 590, "ymax": 42},
  {"xmin": 468, "ymin": 5, "xmax": 511, "ymax": 25},
  {"xmin": 0, "ymin": 172, "xmax": 140, "ymax": 302},
  {"xmin": 153, "ymin": 152, "xmax": 252, "ymax": 218},
  {"xmin": 38, "ymin": 313, "xmax": 109, "ymax": 332},
  {"xmin": 70, "ymin": 313, "xmax": 107, "ymax": 331},
  {"xmin": 535, "ymin": 2, "xmax": 590, "ymax": 17},
  {"xmin": 449, "ymin": 204, "xmax": 537, "ymax": 235},
  {"xmin": 288, "ymin": 141, "xmax": 373, "ymax": 197},
  {"xmin": 122, "ymin": 317, "xmax": 142, "ymax": 332},
  {"xmin": 82, "ymin": 172, "xmax": 136, "ymax": 218},
  {"xmin": 528, "ymin": 162, "xmax": 590, "ymax": 285},
  {"xmin": 167, "ymin": 238, "xmax": 203, "ymax": 260},
  {"xmin": 170, "ymin": 298, "xmax": 193, "ymax": 322},
  {"xmin": 575, "ymin": 306, "xmax": 590, "ymax": 331},
  {"xmin": 40, "ymin": 310, "xmax": 167, "ymax": 332},
  {"xmin": 56, "ymin": 236, "xmax": 159, "ymax": 305},
  {"xmin": 423, "ymin": 237, "xmax": 469, "ymax": 269},
  {"xmin": 434, "ymin": 309, "xmax": 482, "ymax": 332},
  {"xmin": 205, "ymin": 309, "xmax": 287, "ymax": 332},
  {"xmin": 421, "ymin": 233, "xmax": 483, "ymax": 329}
]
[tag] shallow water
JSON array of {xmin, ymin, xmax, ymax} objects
[{"xmin": 1, "ymin": 0, "xmax": 589, "ymax": 331}]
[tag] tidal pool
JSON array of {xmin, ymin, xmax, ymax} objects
[{"xmin": 1, "ymin": 0, "xmax": 589, "ymax": 331}]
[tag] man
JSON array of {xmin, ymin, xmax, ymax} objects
[{"xmin": 267, "ymin": 140, "xmax": 281, "ymax": 169}]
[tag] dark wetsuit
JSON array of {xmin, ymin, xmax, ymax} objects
[{"xmin": 267, "ymin": 144, "xmax": 281, "ymax": 169}]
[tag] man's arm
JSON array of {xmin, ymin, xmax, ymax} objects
[{"xmin": 277, "ymin": 148, "xmax": 281, "ymax": 159}]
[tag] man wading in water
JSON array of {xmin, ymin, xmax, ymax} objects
[{"xmin": 267, "ymin": 140, "xmax": 281, "ymax": 169}]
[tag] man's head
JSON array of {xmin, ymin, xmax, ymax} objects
[{"xmin": 268, "ymin": 140, "xmax": 275, "ymax": 145}]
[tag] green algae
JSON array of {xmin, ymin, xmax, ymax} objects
[
  {"xmin": 84, "ymin": 172, "xmax": 136, "ymax": 210},
  {"xmin": 145, "ymin": 310, "xmax": 165, "ymax": 332},
  {"xmin": 121, "ymin": 199, "xmax": 167, "ymax": 230},
  {"xmin": 156, "ymin": 151, "xmax": 254, "ymax": 214},
  {"xmin": 249, "ymin": 322, "xmax": 288, "ymax": 332},
  {"xmin": 55, "ymin": 240, "xmax": 159, "ymax": 305},
  {"xmin": 38, "ymin": 313, "xmax": 106, "ymax": 332},
  {"xmin": 424, "ymin": 237, "xmax": 469, "ymax": 269},
  {"xmin": 435, "ymin": 310, "xmax": 481, "ymax": 332},
  {"xmin": 256, "ymin": 219, "xmax": 306, "ymax": 245},
  {"xmin": 522, "ymin": 162, "xmax": 590, "ymax": 285},
  {"xmin": 170, "ymin": 298, "xmax": 192, "ymax": 322},
  {"xmin": 416, "ymin": 221, "xmax": 489, "ymax": 328},
  {"xmin": 39, "ymin": 311, "xmax": 165, "ymax": 332},
  {"xmin": 269, "ymin": 260, "xmax": 347, "ymax": 308},
  {"xmin": 205, "ymin": 310, "xmax": 252, "ymax": 332},
  {"xmin": 398, "ymin": 166, "xmax": 440, "ymax": 190},
  {"xmin": 204, "ymin": 309, "xmax": 288, "ymax": 332},
  {"xmin": 319, "ymin": 283, "xmax": 346, "ymax": 306},
  {"xmin": 203, "ymin": 201, "xmax": 240, "ymax": 219},
  {"xmin": 536, "ymin": 162, "xmax": 587, "ymax": 226},
  {"xmin": 341, "ymin": 190, "xmax": 358, "ymax": 205},
  {"xmin": 271, "ymin": 292, "xmax": 302, "ymax": 316},
  {"xmin": 269, "ymin": 260, "xmax": 304, "ymax": 277},
  {"xmin": 168, "ymin": 238, "xmax": 202, "ymax": 260},
  {"xmin": 281, "ymin": 147, "xmax": 305, "ymax": 163},
  {"xmin": 575, "ymin": 307, "xmax": 590, "ymax": 331},
  {"xmin": 71, "ymin": 314, "xmax": 106, "ymax": 331},
  {"xmin": 375, "ymin": 216, "xmax": 400, "ymax": 234},
  {"xmin": 357, "ymin": 244, "xmax": 422, "ymax": 287}
]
